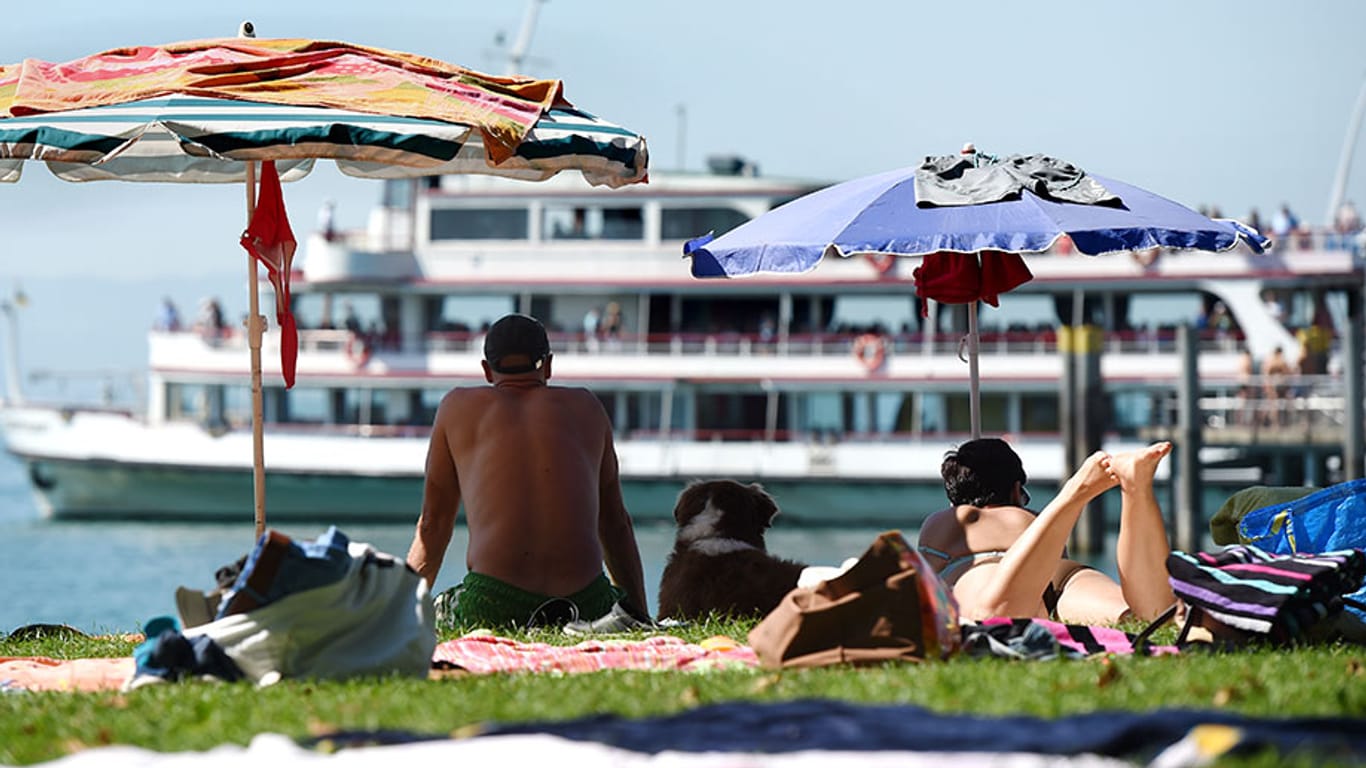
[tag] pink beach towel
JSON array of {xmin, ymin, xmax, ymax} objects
[
  {"xmin": 0, "ymin": 656, "xmax": 134, "ymax": 692},
  {"xmin": 430, "ymin": 634, "xmax": 758, "ymax": 675}
]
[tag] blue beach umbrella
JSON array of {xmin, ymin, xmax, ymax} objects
[
  {"xmin": 0, "ymin": 35, "xmax": 650, "ymax": 537},
  {"xmin": 684, "ymin": 151, "xmax": 1269, "ymax": 438}
]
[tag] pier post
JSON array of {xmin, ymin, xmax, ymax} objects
[
  {"xmin": 1059, "ymin": 323, "xmax": 1105, "ymax": 555},
  {"xmin": 1175, "ymin": 324, "xmax": 1202, "ymax": 552},
  {"xmin": 1345, "ymin": 286, "xmax": 1364, "ymax": 480},
  {"xmin": 1059, "ymin": 326, "xmax": 1076, "ymax": 474}
]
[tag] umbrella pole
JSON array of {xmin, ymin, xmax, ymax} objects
[
  {"xmin": 967, "ymin": 301, "xmax": 981, "ymax": 439},
  {"xmin": 244, "ymin": 161, "xmax": 267, "ymax": 540}
]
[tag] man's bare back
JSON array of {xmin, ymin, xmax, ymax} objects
[
  {"xmin": 454, "ymin": 382, "xmax": 612, "ymax": 586},
  {"xmin": 406, "ymin": 314, "xmax": 646, "ymax": 619}
]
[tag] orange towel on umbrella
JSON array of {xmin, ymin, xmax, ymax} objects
[
  {"xmin": 239, "ymin": 161, "xmax": 297, "ymax": 388},
  {"xmin": 1, "ymin": 39, "xmax": 562, "ymax": 163},
  {"xmin": 912, "ymin": 251, "xmax": 1034, "ymax": 315}
]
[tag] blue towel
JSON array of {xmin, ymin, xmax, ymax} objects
[{"xmin": 216, "ymin": 526, "xmax": 353, "ymax": 619}]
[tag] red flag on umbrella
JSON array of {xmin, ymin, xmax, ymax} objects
[
  {"xmin": 912, "ymin": 251, "xmax": 1034, "ymax": 316},
  {"xmin": 239, "ymin": 161, "xmax": 298, "ymax": 388}
]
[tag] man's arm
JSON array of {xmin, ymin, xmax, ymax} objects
[
  {"xmin": 407, "ymin": 397, "xmax": 462, "ymax": 588},
  {"xmin": 595, "ymin": 419, "xmax": 647, "ymax": 616}
]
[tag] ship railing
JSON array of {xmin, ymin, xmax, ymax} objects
[
  {"xmin": 1255, "ymin": 227, "xmax": 1364, "ymax": 255},
  {"xmin": 1148, "ymin": 374, "xmax": 1348, "ymax": 436},
  {"xmin": 181, "ymin": 325, "xmax": 1319, "ymax": 364},
  {"xmin": 626, "ymin": 427, "xmax": 1055, "ymax": 443},
  {"xmin": 404, "ymin": 328, "xmax": 1295, "ymax": 360},
  {"xmin": 547, "ymin": 330, "xmax": 1272, "ymax": 359},
  {"xmin": 261, "ymin": 421, "xmax": 432, "ymax": 438}
]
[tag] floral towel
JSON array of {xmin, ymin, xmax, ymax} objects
[{"xmin": 430, "ymin": 634, "xmax": 757, "ymax": 675}]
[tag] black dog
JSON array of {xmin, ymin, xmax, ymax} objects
[{"xmin": 656, "ymin": 479, "xmax": 807, "ymax": 621}]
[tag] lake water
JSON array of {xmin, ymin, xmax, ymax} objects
[
  {"xmin": 0, "ymin": 451, "xmax": 896, "ymax": 634},
  {"xmin": 0, "ymin": 443, "xmax": 1237, "ymax": 635}
]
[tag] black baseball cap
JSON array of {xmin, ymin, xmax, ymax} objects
[{"xmin": 484, "ymin": 313, "xmax": 551, "ymax": 374}]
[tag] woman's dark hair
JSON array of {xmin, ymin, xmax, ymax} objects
[{"xmin": 940, "ymin": 438, "xmax": 1027, "ymax": 507}]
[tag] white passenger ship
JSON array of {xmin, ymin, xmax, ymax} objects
[{"xmin": 2, "ymin": 160, "xmax": 1361, "ymax": 523}]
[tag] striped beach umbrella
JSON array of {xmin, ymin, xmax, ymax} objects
[
  {"xmin": 0, "ymin": 35, "xmax": 650, "ymax": 537},
  {"xmin": 0, "ymin": 96, "xmax": 648, "ymax": 187}
]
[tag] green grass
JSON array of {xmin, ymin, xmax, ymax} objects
[{"xmin": 3, "ymin": 620, "xmax": 1365, "ymax": 766}]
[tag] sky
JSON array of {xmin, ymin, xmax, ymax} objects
[{"xmin": 1, "ymin": 0, "xmax": 1365, "ymax": 399}]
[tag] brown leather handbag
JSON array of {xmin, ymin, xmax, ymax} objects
[{"xmin": 748, "ymin": 530, "xmax": 961, "ymax": 668}]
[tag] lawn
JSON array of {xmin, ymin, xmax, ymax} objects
[{"xmin": 2, "ymin": 620, "xmax": 1364, "ymax": 766}]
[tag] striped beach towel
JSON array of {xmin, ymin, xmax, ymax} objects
[{"xmin": 1166, "ymin": 545, "xmax": 1366, "ymax": 643}]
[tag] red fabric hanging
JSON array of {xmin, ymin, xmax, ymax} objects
[
  {"xmin": 239, "ymin": 161, "xmax": 298, "ymax": 388},
  {"xmin": 912, "ymin": 251, "xmax": 1034, "ymax": 316}
]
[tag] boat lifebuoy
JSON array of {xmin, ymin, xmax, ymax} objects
[
  {"xmin": 852, "ymin": 334, "xmax": 886, "ymax": 371},
  {"xmin": 865, "ymin": 253, "xmax": 896, "ymax": 275},
  {"xmin": 346, "ymin": 335, "xmax": 372, "ymax": 368}
]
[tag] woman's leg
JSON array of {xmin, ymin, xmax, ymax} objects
[
  {"xmin": 967, "ymin": 451, "xmax": 1118, "ymax": 617},
  {"xmin": 1110, "ymin": 441, "xmax": 1177, "ymax": 620}
]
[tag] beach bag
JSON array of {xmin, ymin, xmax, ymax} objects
[
  {"xmin": 1233, "ymin": 478, "xmax": 1366, "ymax": 627},
  {"xmin": 1166, "ymin": 545, "xmax": 1366, "ymax": 645},
  {"xmin": 748, "ymin": 531, "xmax": 960, "ymax": 668},
  {"xmin": 136, "ymin": 527, "xmax": 436, "ymax": 687}
]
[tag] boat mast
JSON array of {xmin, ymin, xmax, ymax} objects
[
  {"xmin": 0, "ymin": 288, "xmax": 24, "ymax": 405},
  {"xmin": 503, "ymin": 0, "xmax": 547, "ymax": 76},
  {"xmin": 1326, "ymin": 73, "xmax": 1366, "ymax": 226}
]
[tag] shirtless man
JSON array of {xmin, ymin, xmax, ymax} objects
[
  {"xmin": 1261, "ymin": 346, "xmax": 1293, "ymax": 427},
  {"xmin": 917, "ymin": 438, "xmax": 1176, "ymax": 624},
  {"xmin": 406, "ymin": 313, "xmax": 647, "ymax": 629}
]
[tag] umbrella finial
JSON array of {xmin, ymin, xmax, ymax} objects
[{"xmin": 238, "ymin": 21, "xmax": 256, "ymax": 38}]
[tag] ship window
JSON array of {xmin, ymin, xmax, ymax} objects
[
  {"xmin": 660, "ymin": 207, "xmax": 749, "ymax": 240},
  {"xmin": 799, "ymin": 392, "xmax": 844, "ymax": 434},
  {"xmin": 381, "ymin": 178, "xmax": 415, "ymax": 209},
  {"xmin": 695, "ymin": 392, "xmax": 784, "ymax": 440},
  {"xmin": 166, "ymin": 383, "xmax": 200, "ymax": 421},
  {"xmin": 543, "ymin": 205, "xmax": 644, "ymax": 241},
  {"xmin": 429, "ymin": 208, "xmax": 528, "ymax": 240},
  {"xmin": 284, "ymin": 388, "xmax": 330, "ymax": 424},
  {"xmin": 1019, "ymin": 394, "xmax": 1059, "ymax": 432},
  {"xmin": 601, "ymin": 207, "xmax": 644, "ymax": 239},
  {"xmin": 419, "ymin": 389, "xmax": 446, "ymax": 425},
  {"xmin": 1110, "ymin": 390, "xmax": 1157, "ymax": 436},
  {"xmin": 340, "ymin": 389, "xmax": 387, "ymax": 426},
  {"xmin": 945, "ymin": 393, "xmax": 1009, "ymax": 434}
]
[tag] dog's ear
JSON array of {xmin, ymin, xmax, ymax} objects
[
  {"xmin": 748, "ymin": 482, "xmax": 779, "ymax": 528},
  {"xmin": 674, "ymin": 481, "xmax": 707, "ymax": 525}
]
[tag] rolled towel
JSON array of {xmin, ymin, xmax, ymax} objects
[{"xmin": 797, "ymin": 557, "xmax": 860, "ymax": 589}]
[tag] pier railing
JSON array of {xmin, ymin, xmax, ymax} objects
[{"xmin": 1144, "ymin": 373, "xmax": 1350, "ymax": 445}]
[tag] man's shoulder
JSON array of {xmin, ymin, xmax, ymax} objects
[
  {"xmin": 443, "ymin": 385, "xmax": 492, "ymax": 401},
  {"xmin": 438, "ymin": 386, "xmax": 501, "ymax": 413},
  {"xmin": 541, "ymin": 384, "xmax": 603, "ymax": 404}
]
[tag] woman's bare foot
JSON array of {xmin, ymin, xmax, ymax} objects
[
  {"xmin": 1109, "ymin": 442, "xmax": 1172, "ymax": 492},
  {"xmin": 1068, "ymin": 450, "xmax": 1120, "ymax": 500}
]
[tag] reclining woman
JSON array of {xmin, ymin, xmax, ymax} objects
[{"xmin": 917, "ymin": 438, "xmax": 1176, "ymax": 624}]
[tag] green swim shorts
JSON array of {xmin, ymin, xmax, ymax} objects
[{"xmin": 434, "ymin": 570, "xmax": 624, "ymax": 631}]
